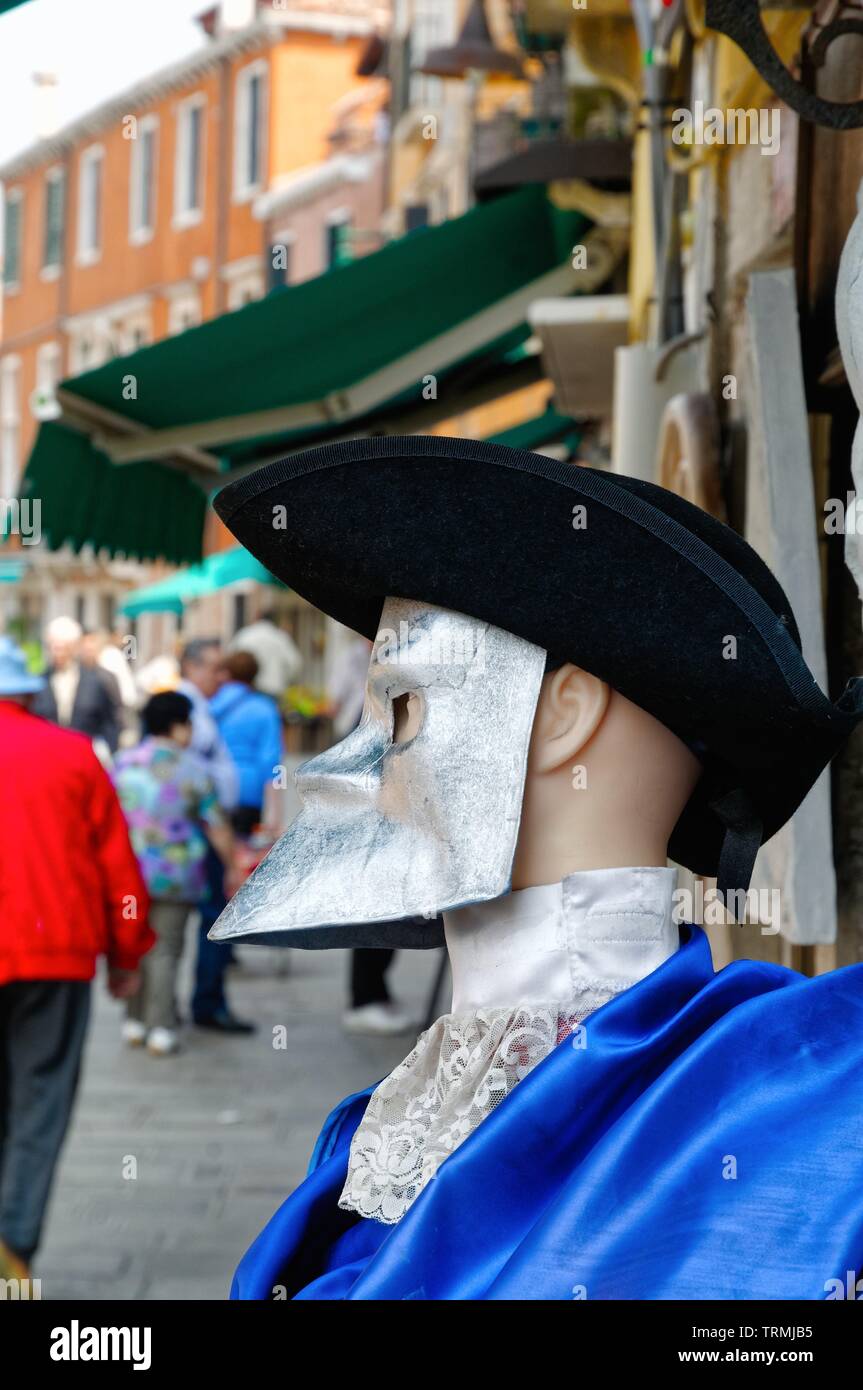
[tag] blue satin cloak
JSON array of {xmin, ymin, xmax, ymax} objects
[{"xmin": 231, "ymin": 927, "xmax": 863, "ymax": 1300}]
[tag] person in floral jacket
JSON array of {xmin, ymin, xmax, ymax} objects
[{"xmin": 113, "ymin": 691, "xmax": 235, "ymax": 1057}]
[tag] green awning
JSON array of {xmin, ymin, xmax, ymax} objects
[
  {"xmin": 20, "ymin": 188, "xmax": 589, "ymax": 564},
  {"xmin": 487, "ymin": 406, "xmax": 581, "ymax": 454},
  {"xmin": 119, "ymin": 545, "xmax": 282, "ymax": 617},
  {"xmin": 22, "ymin": 422, "xmax": 207, "ymax": 564}
]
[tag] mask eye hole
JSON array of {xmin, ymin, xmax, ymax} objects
[{"xmin": 392, "ymin": 691, "xmax": 423, "ymax": 745}]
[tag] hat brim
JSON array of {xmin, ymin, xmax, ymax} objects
[
  {"xmin": 215, "ymin": 436, "xmax": 863, "ymax": 880},
  {"xmin": 0, "ymin": 675, "xmax": 46, "ymax": 695}
]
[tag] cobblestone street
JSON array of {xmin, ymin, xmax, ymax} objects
[{"xmin": 36, "ymin": 938, "xmax": 441, "ymax": 1301}]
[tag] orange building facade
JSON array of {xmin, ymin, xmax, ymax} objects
[{"xmin": 0, "ymin": 5, "xmax": 382, "ymax": 645}]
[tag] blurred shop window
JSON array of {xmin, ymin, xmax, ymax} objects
[
  {"xmin": 42, "ymin": 167, "xmax": 65, "ymax": 277},
  {"xmin": 0, "ymin": 355, "xmax": 21, "ymax": 498},
  {"xmin": 129, "ymin": 115, "xmax": 159, "ymax": 245},
  {"xmin": 2, "ymin": 188, "xmax": 23, "ymax": 291},
  {"xmin": 76, "ymin": 144, "xmax": 103, "ymax": 266},
  {"xmin": 234, "ymin": 59, "xmax": 267, "ymax": 201},
  {"xmin": 174, "ymin": 93, "xmax": 206, "ymax": 228}
]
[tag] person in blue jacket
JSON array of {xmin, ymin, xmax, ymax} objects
[{"xmin": 211, "ymin": 649, "xmax": 283, "ymax": 837}]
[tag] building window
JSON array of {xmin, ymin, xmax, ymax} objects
[
  {"xmin": 130, "ymin": 116, "xmax": 158, "ymax": 243},
  {"xmin": 2, "ymin": 189, "xmax": 23, "ymax": 290},
  {"xmin": 70, "ymin": 335, "xmax": 94, "ymax": 373},
  {"xmin": 42, "ymin": 167, "xmax": 65, "ymax": 274},
  {"xmin": 77, "ymin": 145, "xmax": 103, "ymax": 264},
  {"xmin": 174, "ymin": 94, "xmax": 205, "ymax": 226},
  {"xmin": 226, "ymin": 270, "xmax": 263, "ymax": 311},
  {"xmin": 167, "ymin": 289, "xmax": 202, "ymax": 335},
  {"xmin": 233, "ymin": 60, "xmax": 267, "ymax": 200},
  {"xmin": 325, "ymin": 212, "xmax": 352, "ymax": 270},
  {"xmin": 0, "ymin": 356, "xmax": 21, "ymax": 499},
  {"xmin": 122, "ymin": 320, "xmax": 150, "ymax": 353},
  {"xmin": 32, "ymin": 341, "xmax": 62, "ymax": 421}
]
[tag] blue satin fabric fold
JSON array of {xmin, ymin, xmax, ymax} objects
[{"xmin": 231, "ymin": 928, "xmax": 863, "ymax": 1300}]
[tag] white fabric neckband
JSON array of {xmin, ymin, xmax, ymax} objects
[{"xmin": 339, "ymin": 865, "xmax": 679, "ymax": 1226}]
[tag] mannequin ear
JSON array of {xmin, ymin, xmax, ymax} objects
[{"xmin": 529, "ymin": 663, "xmax": 610, "ymax": 774}]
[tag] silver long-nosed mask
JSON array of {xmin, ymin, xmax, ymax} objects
[{"xmin": 209, "ymin": 597, "xmax": 548, "ymax": 949}]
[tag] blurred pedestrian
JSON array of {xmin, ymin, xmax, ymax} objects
[
  {"xmin": 178, "ymin": 638, "xmax": 237, "ymax": 807},
  {"xmin": 329, "ymin": 633, "xmax": 412, "ymax": 1036},
  {"xmin": 0, "ymin": 636, "xmax": 153, "ymax": 1281},
  {"xmin": 178, "ymin": 639, "xmax": 254, "ymax": 1035},
  {"xmin": 80, "ymin": 628, "xmax": 123, "ymax": 731},
  {"xmin": 229, "ymin": 607, "xmax": 301, "ymax": 701},
  {"xmin": 87, "ymin": 628, "xmax": 141, "ymax": 744},
  {"xmin": 113, "ymin": 692, "xmax": 235, "ymax": 1056},
  {"xmin": 33, "ymin": 615, "xmax": 119, "ymax": 756},
  {"xmin": 135, "ymin": 650, "xmax": 180, "ymax": 701},
  {"xmin": 211, "ymin": 650, "xmax": 284, "ymax": 836}
]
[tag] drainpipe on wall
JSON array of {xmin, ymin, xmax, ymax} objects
[{"xmin": 214, "ymin": 54, "xmax": 232, "ymax": 317}]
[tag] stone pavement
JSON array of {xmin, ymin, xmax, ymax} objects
[{"xmin": 36, "ymin": 937, "xmax": 442, "ymax": 1301}]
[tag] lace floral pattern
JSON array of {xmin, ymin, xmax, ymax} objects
[{"xmin": 338, "ymin": 993, "xmax": 614, "ymax": 1225}]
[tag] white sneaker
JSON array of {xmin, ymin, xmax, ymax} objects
[
  {"xmin": 146, "ymin": 1027, "xmax": 179, "ymax": 1056},
  {"xmin": 342, "ymin": 1002, "xmax": 415, "ymax": 1037},
  {"xmin": 122, "ymin": 1019, "xmax": 147, "ymax": 1047}
]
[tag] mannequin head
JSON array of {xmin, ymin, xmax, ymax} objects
[
  {"xmin": 512, "ymin": 665, "xmax": 703, "ymax": 890},
  {"xmin": 209, "ymin": 602, "xmax": 703, "ymax": 949}
]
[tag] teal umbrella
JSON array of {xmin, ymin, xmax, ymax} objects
[{"xmin": 120, "ymin": 546, "xmax": 281, "ymax": 617}]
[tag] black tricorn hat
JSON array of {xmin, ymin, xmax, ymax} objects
[{"xmin": 214, "ymin": 435, "xmax": 863, "ymax": 909}]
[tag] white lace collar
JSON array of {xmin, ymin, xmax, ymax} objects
[{"xmin": 339, "ymin": 866, "xmax": 678, "ymax": 1226}]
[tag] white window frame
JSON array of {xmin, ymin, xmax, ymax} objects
[
  {"xmin": 233, "ymin": 58, "xmax": 268, "ymax": 202},
  {"xmin": 32, "ymin": 341, "xmax": 63, "ymax": 420},
  {"xmin": 166, "ymin": 286, "xmax": 202, "ymax": 335},
  {"xmin": 67, "ymin": 329, "xmax": 104, "ymax": 374},
  {"xmin": 36, "ymin": 341, "xmax": 62, "ymax": 390},
  {"xmin": 76, "ymin": 144, "xmax": 104, "ymax": 266},
  {"xmin": 129, "ymin": 114, "xmax": 159, "ymax": 245},
  {"xmin": 2, "ymin": 187, "xmax": 23, "ymax": 293},
  {"xmin": 115, "ymin": 308, "xmax": 152, "ymax": 355},
  {"xmin": 0, "ymin": 354, "xmax": 22, "ymax": 499},
  {"xmin": 224, "ymin": 259, "xmax": 264, "ymax": 311},
  {"xmin": 173, "ymin": 92, "xmax": 206, "ymax": 229},
  {"xmin": 41, "ymin": 165, "xmax": 65, "ymax": 279}
]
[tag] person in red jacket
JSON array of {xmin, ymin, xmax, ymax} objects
[{"xmin": 0, "ymin": 635, "xmax": 154, "ymax": 1283}]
